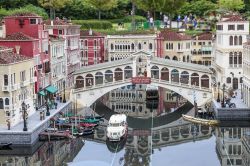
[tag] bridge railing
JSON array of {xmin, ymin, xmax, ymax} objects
[{"xmin": 72, "ymin": 78, "xmax": 132, "ymax": 93}]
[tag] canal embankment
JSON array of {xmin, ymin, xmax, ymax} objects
[{"xmin": 0, "ymin": 101, "xmax": 72, "ymax": 145}]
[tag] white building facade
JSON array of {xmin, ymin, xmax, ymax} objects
[
  {"xmin": 242, "ymin": 36, "xmax": 250, "ymax": 107},
  {"xmin": 49, "ymin": 36, "xmax": 66, "ymax": 93},
  {"xmin": 213, "ymin": 15, "xmax": 249, "ymax": 90}
]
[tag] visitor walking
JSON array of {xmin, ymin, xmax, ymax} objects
[
  {"xmin": 149, "ymin": 16, "xmax": 154, "ymax": 28},
  {"xmin": 163, "ymin": 14, "xmax": 168, "ymax": 28}
]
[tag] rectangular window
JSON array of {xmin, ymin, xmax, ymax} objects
[
  {"xmin": 193, "ymin": 42, "xmax": 196, "ymax": 45},
  {"xmin": 237, "ymin": 24, "xmax": 244, "ymax": 30},
  {"xmin": 59, "ymin": 30, "xmax": 63, "ymax": 35},
  {"xmin": 20, "ymin": 71, "xmax": 26, "ymax": 82},
  {"xmin": 30, "ymin": 19, "xmax": 36, "ymax": 24},
  {"xmin": 228, "ymin": 25, "xmax": 235, "ymax": 30},
  {"xmin": 198, "ymin": 42, "xmax": 202, "ymax": 45},
  {"xmin": 216, "ymin": 25, "xmax": 223, "ymax": 30}
]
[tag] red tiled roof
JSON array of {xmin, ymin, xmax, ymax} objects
[
  {"xmin": 0, "ymin": 46, "xmax": 31, "ymax": 64},
  {"xmin": 160, "ymin": 30, "xmax": 191, "ymax": 41},
  {"xmin": 196, "ymin": 32, "xmax": 213, "ymax": 40},
  {"xmin": 80, "ymin": 30, "xmax": 103, "ymax": 37},
  {"xmin": 0, "ymin": 32, "xmax": 35, "ymax": 41},
  {"xmin": 223, "ymin": 15, "xmax": 245, "ymax": 22}
]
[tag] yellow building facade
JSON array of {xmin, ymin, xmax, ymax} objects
[{"xmin": 0, "ymin": 46, "xmax": 36, "ymax": 127}]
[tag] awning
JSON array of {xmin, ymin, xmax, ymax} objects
[
  {"xmin": 45, "ymin": 85, "xmax": 58, "ymax": 94},
  {"xmin": 38, "ymin": 90, "xmax": 45, "ymax": 96}
]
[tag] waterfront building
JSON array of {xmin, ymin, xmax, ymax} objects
[
  {"xmin": 80, "ymin": 29, "xmax": 105, "ymax": 66},
  {"xmin": 49, "ymin": 35, "xmax": 66, "ymax": 93},
  {"xmin": 213, "ymin": 15, "xmax": 249, "ymax": 90},
  {"xmin": 157, "ymin": 30, "xmax": 192, "ymax": 62},
  {"xmin": 0, "ymin": 46, "xmax": 35, "ymax": 126},
  {"xmin": 0, "ymin": 13, "xmax": 51, "ymax": 107},
  {"xmin": 191, "ymin": 32, "xmax": 213, "ymax": 66},
  {"xmin": 242, "ymin": 35, "xmax": 250, "ymax": 107},
  {"xmin": 106, "ymin": 34, "xmax": 157, "ymax": 61},
  {"xmin": 44, "ymin": 18, "xmax": 81, "ymax": 87}
]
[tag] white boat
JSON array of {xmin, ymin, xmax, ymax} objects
[{"xmin": 107, "ymin": 114, "xmax": 127, "ymax": 141}]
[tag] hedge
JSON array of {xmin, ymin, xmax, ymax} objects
[
  {"xmin": 107, "ymin": 15, "xmax": 147, "ymax": 23},
  {"xmin": 72, "ymin": 20, "xmax": 113, "ymax": 30}
]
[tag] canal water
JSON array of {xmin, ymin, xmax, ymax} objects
[{"xmin": 0, "ymin": 89, "xmax": 249, "ymax": 166}]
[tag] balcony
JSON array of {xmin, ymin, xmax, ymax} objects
[
  {"xmin": 4, "ymin": 105, "xmax": 10, "ymax": 110},
  {"xmin": 2, "ymin": 85, "xmax": 10, "ymax": 91}
]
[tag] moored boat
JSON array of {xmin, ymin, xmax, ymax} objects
[
  {"xmin": 182, "ymin": 114, "xmax": 220, "ymax": 126},
  {"xmin": 107, "ymin": 114, "xmax": 128, "ymax": 141}
]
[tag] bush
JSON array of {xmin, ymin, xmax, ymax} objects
[
  {"xmin": 123, "ymin": 15, "xmax": 147, "ymax": 23},
  {"xmin": 0, "ymin": 8, "xmax": 10, "ymax": 20},
  {"xmin": 72, "ymin": 20, "xmax": 113, "ymax": 29},
  {"xmin": 8, "ymin": 5, "xmax": 49, "ymax": 19}
]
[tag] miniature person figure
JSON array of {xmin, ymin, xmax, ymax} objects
[
  {"xmin": 163, "ymin": 14, "xmax": 168, "ymax": 27},
  {"xmin": 149, "ymin": 16, "xmax": 154, "ymax": 28}
]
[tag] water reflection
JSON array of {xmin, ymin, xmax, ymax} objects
[{"xmin": 0, "ymin": 86, "xmax": 249, "ymax": 166}]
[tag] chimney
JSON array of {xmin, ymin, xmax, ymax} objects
[
  {"xmin": 89, "ymin": 28, "xmax": 93, "ymax": 36},
  {"xmin": 15, "ymin": 45, "xmax": 20, "ymax": 55}
]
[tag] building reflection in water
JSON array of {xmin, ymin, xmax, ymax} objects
[
  {"xmin": 0, "ymin": 86, "xmax": 250, "ymax": 166},
  {"xmin": 0, "ymin": 138, "xmax": 84, "ymax": 166}
]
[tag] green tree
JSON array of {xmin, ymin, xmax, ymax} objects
[
  {"xmin": 134, "ymin": 0, "xmax": 161, "ymax": 18},
  {"xmin": 86, "ymin": 0, "xmax": 118, "ymax": 20},
  {"xmin": 218, "ymin": 0, "xmax": 245, "ymax": 12},
  {"xmin": 0, "ymin": 0, "xmax": 38, "ymax": 9},
  {"xmin": 38, "ymin": 0, "xmax": 71, "ymax": 19},
  {"xmin": 10, "ymin": 4, "xmax": 49, "ymax": 19},
  {"xmin": 179, "ymin": 0, "xmax": 217, "ymax": 17}
]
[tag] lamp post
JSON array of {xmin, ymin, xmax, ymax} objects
[
  {"xmin": 45, "ymin": 90, "xmax": 50, "ymax": 116},
  {"xmin": 217, "ymin": 82, "xmax": 220, "ymax": 102},
  {"xmin": 63, "ymin": 80, "xmax": 66, "ymax": 103},
  {"xmin": 222, "ymin": 83, "xmax": 226, "ymax": 108},
  {"xmin": 22, "ymin": 101, "xmax": 28, "ymax": 131}
]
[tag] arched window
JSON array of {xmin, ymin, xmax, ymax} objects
[
  {"xmin": 131, "ymin": 43, "xmax": 134, "ymax": 50},
  {"xmin": 234, "ymin": 52, "xmax": 238, "ymax": 66},
  {"xmin": 227, "ymin": 77, "xmax": 231, "ymax": 83},
  {"xmin": 234, "ymin": 36, "xmax": 238, "ymax": 45},
  {"xmin": 138, "ymin": 43, "xmax": 142, "ymax": 50},
  {"xmin": 0, "ymin": 98, "xmax": 3, "ymax": 109},
  {"xmin": 182, "ymin": 56, "xmax": 186, "ymax": 62},
  {"xmin": 229, "ymin": 52, "xmax": 233, "ymax": 67},
  {"xmin": 239, "ymin": 36, "xmax": 242, "ymax": 45},
  {"xmin": 166, "ymin": 43, "xmax": 169, "ymax": 49},
  {"xmin": 111, "ymin": 43, "xmax": 114, "ymax": 50},
  {"xmin": 229, "ymin": 36, "xmax": 233, "ymax": 45},
  {"xmin": 149, "ymin": 43, "xmax": 153, "ymax": 50},
  {"xmin": 4, "ymin": 74, "xmax": 8, "ymax": 86},
  {"xmin": 238, "ymin": 52, "xmax": 242, "ymax": 65},
  {"xmin": 187, "ymin": 55, "xmax": 190, "ymax": 62},
  {"xmin": 5, "ymin": 98, "xmax": 9, "ymax": 105}
]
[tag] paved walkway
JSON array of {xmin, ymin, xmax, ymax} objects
[
  {"xmin": 0, "ymin": 101, "xmax": 71, "ymax": 132},
  {"xmin": 213, "ymin": 90, "xmax": 248, "ymax": 109}
]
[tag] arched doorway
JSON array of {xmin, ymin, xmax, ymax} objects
[
  {"xmin": 173, "ymin": 56, "xmax": 178, "ymax": 61},
  {"xmin": 105, "ymin": 70, "xmax": 113, "ymax": 82},
  {"xmin": 75, "ymin": 76, "xmax": 84, "ymax": 88},
  {"xmin": 161, "ymin": 67, "xmax": 169, "ymax": 81},
  {"xmin": 171, "ymin": 69, "xmax": 179, "ymax": 83},
  {"xmin": 191, "ymin": 73, "xmax": 199, "ymax": 86},
  {"xmin": 114, "ymin": 68, "xmax": 123, "ymax": 81},
  {"xmin": 85, "ymin": 74, "xmax": 94, "ymax": 87},
  {"xmin": 95, "ymin": 72, "xmax": 103, "ymax": 85},
  {"xmin": 124, "ymin": 66, "xmax": 133, "ymax": 79},
  {"xmin": 180, "ymin": 71, "xmax": 189, "ymax": 84},
  {"xmin": 233, "ymin": 78, "xmax": 238, "ymax": 89},
  {"xmin": 165, "ymin": 56, "xmax": 170, "ymax": 59},
  {"xmin": 151, "ymin": 66, "xmax": 159, "ymax": 79},
  {"xmin": 201, "ymin": 75, "xmax": 209, "ymax": 88}
]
